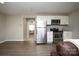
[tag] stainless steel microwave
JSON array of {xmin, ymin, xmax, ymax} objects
[{"xmin": 51, "ymin": 19, "xmax": 60, "ymax": 25}]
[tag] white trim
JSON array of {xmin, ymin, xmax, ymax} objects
[
  {"xmin": 0, "ymin": 0, "xmax": 79, "ymax": 2},
  {"xmin": 0, "ymin": 40, "xmax": 6, "ymax": 44},
  {"xmin": 6, "ymin": 39, "xmax": 24, "ymax": 41}
]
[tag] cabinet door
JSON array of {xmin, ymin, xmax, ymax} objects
[
  {"xmin": 36, "ymin": 16, "xmax": 46, "ymax": 27},
  {"xmin": 60, "ymin": 16, "xmax": 69, "ymax": 25},
  {"xmin": 47, "ymin": 31, "xmax": 53, "ymax": 43},
  {"xmin": 63, "ymin": 31, "xmax": 72, "ymax": 39},
  {"xmin": 50, "ymin": 16, "xmax": 60, "ymax": 19},
  {"xmin": 46, "ymin": 16, "xmax": 51, "ymax": 25},
  {"xmin": 46, "ymin": 16, "xmax": 61, "ymax": 25}
]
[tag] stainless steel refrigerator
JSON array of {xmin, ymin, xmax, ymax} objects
[{"xmin": 36, "ymin": 16, "xmax": 47, "ymax": 44}]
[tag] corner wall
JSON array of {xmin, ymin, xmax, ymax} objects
[
  {"xmin": 69, "ymin": 9, "xmax": 79, "ymax": 39},
  {"xmin": 0, "ymin": 14, "xmax": 6, "ymax": 43},
  {"xmin": 6, "ymin": 16, "xmax": 23, "ymax": 41}
]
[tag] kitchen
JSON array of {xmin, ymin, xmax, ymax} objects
[
  {"xmin": 0, "ymin": 2, "xmax": 79, "ymax": 56},
  {"xmin": 36, "ymin": 16, "xmax": 72, "ymax": 44}
]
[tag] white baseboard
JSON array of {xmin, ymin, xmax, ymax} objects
[
  {"xmin": 6, "ymin": 39, "xmax": 24, "ymax": 41},
  {"xmin": 0, "ymin": 40, "xmax": 6, "ymax": 44},
  {"xmin": 0, "ymin": 39, "xmax": 24, "ymax": 44}
]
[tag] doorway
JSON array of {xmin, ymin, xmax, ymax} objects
[{"xmin": 23, "ymin": 18, "xmax": 36, "ymax": 42}]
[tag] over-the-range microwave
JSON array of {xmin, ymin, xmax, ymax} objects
[{"xmin": 51, "ymin": 19, "xmax": 60, "ymax": 25}]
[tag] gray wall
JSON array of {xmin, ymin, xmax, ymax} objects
[
  {"xmin": 69, "ymin": 9, "xmax": 79, "ymax": 39},
  {"xmin": 0, "ymin": 14, "xmax": 6, "ymax": 43},
  {"xmin": 6, "ymin": 15, "xmax": 23, "ymax": 41},
  {"xmin": 0, "ymin": 15, "xmax": 24, "ymax": 42}
]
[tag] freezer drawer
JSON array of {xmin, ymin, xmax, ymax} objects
[{"xmin": 36, "ymin": 28, "xmax": 46, "ymax": 43}]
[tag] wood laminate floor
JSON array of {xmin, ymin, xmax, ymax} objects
[{"xmin": 0, "ymin": 41, "xmax": 56, "ymax": 56}]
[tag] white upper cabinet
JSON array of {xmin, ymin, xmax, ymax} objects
[
  {"xmin": 49, "ymin": 16, "xmax": 60, "ymax": 19},
  {"xmin": 36, "ymin": 16, "xmax": 46, "ymax": 27},
  {"xmin": 37, "ymin": 16, "xmax": 69, "ymax": 26},
  {"xmin": 46, "ymin": 16, "xmax": 61, "ymax": 25},
  {"xmin": 46, "ymin": 16, "xmax": 51, "ymax": 25},
  {"xmin": 51, "ymin": 16, "xmax": 60, "ymax": 19},
  {"xmin": 60, "ymin": 16, "xmax": 69, "ymax": 25}
]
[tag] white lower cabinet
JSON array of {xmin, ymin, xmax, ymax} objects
[
  {"xmin": 63, "ymin": 31, "xmax": 72, "ymax": 39},
  {"xmin": 47, "ymin": 31, "xmax": 53, "ymax": 43}
]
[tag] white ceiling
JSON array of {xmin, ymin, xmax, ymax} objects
[{"xmin": 0, "ymin": 2, "xmax": 79, "ymax": 15}]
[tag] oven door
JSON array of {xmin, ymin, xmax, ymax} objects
[{"xmin": 53, "ymin": 33, "xmax": 62, "ymax": 39}]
